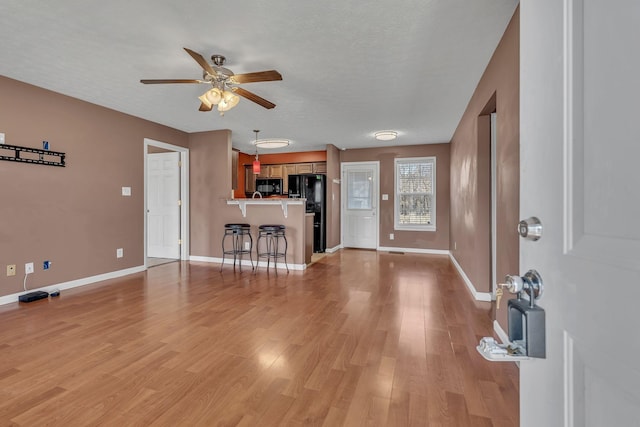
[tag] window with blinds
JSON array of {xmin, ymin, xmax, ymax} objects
[{"xmin": 394, "ymin": 157, "xmax": 436, "ymax": 231}]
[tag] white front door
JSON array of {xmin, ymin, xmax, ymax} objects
[
  {"xmin": 147, "ymin": 152, "xmax": 180, "ymax": 259},
  {"xmin": 341, "ymin": 162, "xmax": 379, "ymax": 249},
  {"xmin": 521, "ymin": 1, "xmax": 640, "ymax": 425}
]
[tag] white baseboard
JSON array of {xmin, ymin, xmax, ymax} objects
[
  {"xmin": 190, "ymin": 255, "xmax": 306, "ymax": 271},
  {"xmin": 0, "ymin": 265, "xmax": 146, "ymax": 306},
  {"xmin": 378, "ymin": 246, "xmax": 449, "ymax": 255},
  {"xmin": 326, "ymin": 244, "xmax": 342, "ymax": 253},
  {"xmin": 448, "ymin": 253, "xmax": 492, "ymax": 302}
]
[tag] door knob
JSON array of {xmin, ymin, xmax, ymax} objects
[{"xmin": 499, "ymin": 270, "xmax": 544, "ymax": 308}]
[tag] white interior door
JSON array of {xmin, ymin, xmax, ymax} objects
[
  {"xmin": 341, "ymin": 162, "xmax": 378, "ymax": 249},
  {"xmin": 147, "ymin": 152, "xmax": 180, "ymax": 259},
  {"xmin": 521, "ymin": 1, "xmax": 640, "ymax": 425}
]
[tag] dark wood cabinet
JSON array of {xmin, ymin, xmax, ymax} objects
[
  {"xmin": 232, "ymin": 150, "xmax": 239, "ymax": 190},
  {"xmin": 244, "ymin": 165, "xmax": 256, "ymax": 194}
]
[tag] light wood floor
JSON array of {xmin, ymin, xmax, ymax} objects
[{"xmin": 0, "ymin": 250, "xmax": 519, "ymax": 426}]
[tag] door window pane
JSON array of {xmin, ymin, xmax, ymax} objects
[{"xmin": 347, "ymin": 171, "xmax": 372, "ymax": 209}]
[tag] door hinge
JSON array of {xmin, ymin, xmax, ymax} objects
[
  {"xmin": 178, "ymin": 239, "xmax": 182, "ymax": 245},
  {"xmin": 178, "ymin": 160, "xmax": 182, "ymax": 167},
  {"xmin": 177, "ymin": 200, "xmax": 182, "ymax": 206}
]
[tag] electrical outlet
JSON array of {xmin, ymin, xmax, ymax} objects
[
  {"xmin": 389, "ymin": 233, "xmax": 394, "ymax": 240},
  {"xmin": 6, "ymin": 265, "xmax": 16, "ymax": 276},
  {"xmin": 25, "ymin": 262, "xmax": 34, "ymax": 274},
  {"xmin": 43, "ymin": 260, "xmax": 51, "ymax": 270},
  {"xmin": 454, "ymin": 241, "xmax": 457, "ymax": 250},
  {"xmin": 116, "ymin": 248, "xmax": 124, "ymax": 258},
  {"xmin": 244, "ymin": 241, "xmax": 250, "ymax": 250}
]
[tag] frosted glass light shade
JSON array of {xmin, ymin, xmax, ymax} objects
[
  {"xmin": 374, "ymin": 131, "xmax": 398, "ymax": 141},
  {"xmin": 255, "ymin": 139, "xmax": 290, "ymax": 149},
  {"xmin": 198, "ymin": 93, "xmax": 212, "ymax": 108},
  {"xmin": 218, "ymin": 91, "xmax": 240, "ymax": 112},
  {"xmin": 205, "ymin": 88, "xmax": 222, "ymax": 105}
]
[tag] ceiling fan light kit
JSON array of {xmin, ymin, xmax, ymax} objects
[
  {"xmin": 141, "ymin": 48, "xmax": 282, "ymax": 115},
  {"xmin": 374, "ymin": 131, "xmax": 398, "ymax": 141}
]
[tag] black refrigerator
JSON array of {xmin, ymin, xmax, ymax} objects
[{"xmin": 288, "ymin": 174, "xmax": 326, "ymax": 252}]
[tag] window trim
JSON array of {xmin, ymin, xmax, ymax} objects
[{"xmin": 394, "ymin": 156, "xmax": 436, "ymax": 231}]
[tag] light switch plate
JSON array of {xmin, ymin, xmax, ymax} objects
[
  {"xmin": 0, "ymin": 133, "xmax": 5, "ymax": 144},
  {"xmin": 122, "ymin": 187, "xmax": 131, "ymax": 196},
  {"xmin": 382, "ymin": 194, "xmax": 389, "ymax": 200}
]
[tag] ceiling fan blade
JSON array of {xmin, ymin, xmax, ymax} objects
[
  {"xmin": 233, "ymin": 87, "xmax": 276, "ymax": 109},
  {"xmin": 183, "ymin": 48, "xmax": 216, "ymax": 75},
  {"xmin": 230, "ymin": 70, "xmax": 282, "ymax": 84},
  {"xmin": 140, "ymin": 79, "xmax": 203, "ymax": 84},
  {"xmin": 198, "ymin": 102, "xmax": 213, "ymax": 112}
]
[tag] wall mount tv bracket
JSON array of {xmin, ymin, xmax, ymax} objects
[{"xmin": 0, "ymin": 143, "xmax": 65, "ymax": 167}]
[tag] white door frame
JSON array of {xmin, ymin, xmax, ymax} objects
[
  {"xmin": 340, "ymin": 161, "xmax": 380, "ymax": 249},
  {"xmin": 143, "ymin": 138, "xmax": 189, "ymax": 264}
]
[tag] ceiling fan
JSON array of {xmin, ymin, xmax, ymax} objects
[{"xmin": 140, "ymin": 48, "xmax": 282, "ymax": 114}]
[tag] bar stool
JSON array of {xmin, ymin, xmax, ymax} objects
[
  {"xmin": 220, "ymin": 223, "xmax": 253, "ymax": 272},
  {"xmin": 255, "ymin": 224, "xmax": 289, "ymax": 274}
]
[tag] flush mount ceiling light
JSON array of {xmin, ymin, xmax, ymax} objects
[
  {"xmin": 374, "ymin": 131, "xmax": 398, "ymax": 141},
  {"xmin": 254, "ymin": 138, "xmax": 290, "ymax": 149}
]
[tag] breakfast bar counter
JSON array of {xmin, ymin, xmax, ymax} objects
[{"xmin": 190, "ymin": 198, "xmax": 309, "ymax": 270}]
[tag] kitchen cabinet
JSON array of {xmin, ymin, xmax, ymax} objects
[
  {"xmin": 257, "ymin": 165, "xmax": 270, "ymax": 178},
  {"xmin": 244, "ymin": 165, "xmax": 256, "ymax": 194},
  {"xmin": 296, "ymin": 163, "xmax": 313, "ymax": 174},
  {"xmin": 269, "ymin": 164, "xmax": 283, "ymax": 178},
  {"xmin": 313, "ymin": 162, "xmax": 327, "ymax": 173},
  {"xmin": 232, "ymin": 150, "xmax": 239, "ymax": 190},
  {"xmin": 282, "ymin": 164, "xmax": 296, "ymax": 193},
  {"xmin": 244, "ymin": 162, "xmax": 326, "ymax": 195}
]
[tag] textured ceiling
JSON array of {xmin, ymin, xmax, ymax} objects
[{"xmin": 0, "ymin": 0, "xmax": 517, "ymax": 154}]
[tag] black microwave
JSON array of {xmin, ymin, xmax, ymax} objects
[{"xmin": 255, "ymin": 178, "xmax": 283, "ymax": 196}]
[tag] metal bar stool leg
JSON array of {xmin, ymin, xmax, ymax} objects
[{"xmin": 221, "ymin": 224, "xmax": 252, "ymax": 272}]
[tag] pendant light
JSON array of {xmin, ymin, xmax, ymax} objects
[{"xmin": 252, "ymin": 130, "xmax": 261, "ymax": 174}]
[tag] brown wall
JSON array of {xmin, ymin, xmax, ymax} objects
[
  {"xmin": 0, "ymin": 76, "xmax": 188, "ymax": 297},
  {"xmin": 188, "ymin": 130, "xmax": 233, "ymax": 257},
  {"xmin": 340, "ymin": 144, "xmax": 450, "ymax": 251},
  {"xmin": 449, "ymin": 7, "xmax": 519, "ymax": 328}
]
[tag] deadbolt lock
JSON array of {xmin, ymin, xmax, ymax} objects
[{"xmin": 518, "ymin": 216, "xmax": 542, "ymax": 241}]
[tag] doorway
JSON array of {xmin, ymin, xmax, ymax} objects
[
  {"xmin": 490, "ymin": 112, "xmax": 497, "ymax": 298},
  {"xmin": 341, "ymin": 161, "xmax": 379, "ymax": 249},
  {"xmin": 477, "ymin": 95, "xmax": 498, "ymax": 299},
  {"xmin": 144, "ymin": 139, "xmax": 189, "ymax": 267}
]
